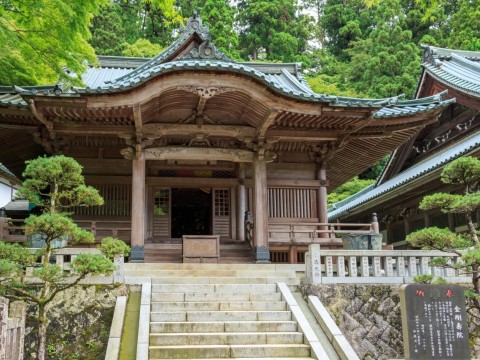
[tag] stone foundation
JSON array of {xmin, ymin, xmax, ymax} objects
[{"xmin": 302, "ymin": 284, "xmax": 480, "ymax": 360}]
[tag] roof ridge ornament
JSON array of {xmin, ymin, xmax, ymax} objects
[
  {"xmin": 182, "ymin": 10, "xmax": 209, "ymax": 38},
  {"xmin": 180, "ymin": 38, "xmax": 233, "ymax": 62}
]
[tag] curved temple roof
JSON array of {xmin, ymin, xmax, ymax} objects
[
  {"xmin": 0, "ymin": 15, "xmax": 456, "ymax": 183},
  {"xmin": 420, "ymin": 45, "xmax": 480, "ymax": 96},
  {"xmin": 329, "ymin": 46, "xmax": 480, "ymax": 220},
  {"xmin": 0, "ymin": 19, "xmax": 454, "ymax": 119},
  {"xmin": 328, "ymin": 130, "xmax": 480, "ymax": 220}
]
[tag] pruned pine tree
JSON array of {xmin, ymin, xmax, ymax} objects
[
  {"xmin": 406, "ymin": 156, "xmax": 480, "ymax": 314},
  {"xmin": 0, "ymin": 156, "xmax": 130, "ymax": 360}
]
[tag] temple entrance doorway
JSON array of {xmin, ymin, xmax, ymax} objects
[{"xmin": 171, "ymin": 188, "xmax": 212, "ymax": 238}]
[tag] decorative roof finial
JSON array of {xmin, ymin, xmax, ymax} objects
[{"xmin": 193, "ymin": 9, "xmax": 198, "ymax": 19}]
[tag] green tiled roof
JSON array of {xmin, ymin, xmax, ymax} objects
[
  {"xmin": 329, "ymin": 130, "xmax": 480, "ymax": 220},
  {"xmin": 421, "ymin": 45, "xmax": 480, "ymax": 96},
  {"xmin": 0, "ymin": 18, "xmax": 454, "ymax": 119}
]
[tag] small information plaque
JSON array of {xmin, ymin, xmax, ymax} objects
[{"xmin": 400, "ymin": 284, "xmax": 470, "ymax": 360}]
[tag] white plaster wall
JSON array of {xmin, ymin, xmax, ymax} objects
[{"xmin": 0, "ymin": 184, "xmax": 15, "ymax": 208}]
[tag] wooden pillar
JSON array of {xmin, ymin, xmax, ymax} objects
[
  {"xmin": 237, "ymin": 164, "xmax": 246, "ymax": 241},
  {"xmin": 253, "ymin": 156, "xmax": 270, "ymax": 262},
  {"xmin": 316, "ymin": 166, "xmax": 329, "ymax": 238},
  {"xmin": 130, "ymin": 151, "xmax": 145, "ymax": 262}
]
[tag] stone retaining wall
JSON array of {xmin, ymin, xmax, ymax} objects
[
  {"xmin": 0, "ymin": 296, "xmax": 26, "ymax": 360},
  {"xmin": 23, "ymin": 284, "xmax": 131, "ymax": 360},
  {"xmin": 302, "ymin": 284, "xmax": 480, "ymax": 360}
]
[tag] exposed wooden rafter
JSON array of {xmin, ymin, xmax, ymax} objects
[
  {"xmin": 29, "ymin": 99, "xmax": 55, "ymax": 139},
  {"xmin": 133, "ymin": 103, "xmax": 143, "ymax": 139},
  {"xmin": 257, "ymin": 109, "xmax": 279, "ymax": 139}
]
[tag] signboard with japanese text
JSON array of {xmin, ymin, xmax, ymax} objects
[{"xmin": 400, "ymin": 284, "xmax": 470, "ymax": 360}]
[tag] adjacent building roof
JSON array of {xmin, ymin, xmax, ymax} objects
[
  {"xmin": 0, "ymin": 163, "xmax": 20, "ymax": 186},
  {"xmin": 329, "ymin": 46, "xmax": 480, "ymax": 220},
  {"xmin": 420, "ymin": 45, "xmax": 480, "ymax": 97},
  {"xmin": 328, "ymin": 130, "xmax": 480, "ymax": 220}
]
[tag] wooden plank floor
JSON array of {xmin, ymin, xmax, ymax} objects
[{"xmin": 144, "ymin": 239, "xmax": 254, "ymax": 263}]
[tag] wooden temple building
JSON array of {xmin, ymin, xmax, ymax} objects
[
  {"xmin": 329, "ymin": 46, "xmax": 480, "ymax": 248},
  {"xmin": 0, "ymin": 16, "xmax": 453, "ymax": 262}
]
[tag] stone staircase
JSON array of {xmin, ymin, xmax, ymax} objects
[{"xmin": 148, "ymin": 282, "xmax": 314, "ymax": 359}]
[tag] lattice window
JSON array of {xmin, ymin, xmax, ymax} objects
[
  {"xmin": 75, "ymin": 184, "xmax": 131, "ymax": 216},
  {"xmin": 390, "ymin": 223, "xmax": 406, "ymax": 243},
  {"xmin": 409, "ymin": 218, "xmax": 425, "ymax": 232},
  {"xmin": 430, "ymin": 213, "xmax": 449, "ymax": 228},
  {"xmin": 268, "ymin": 188, "xmax": 314, "ymax": 218},
  {"xmin": 154, "ymin": 189, "xmax": 169, "ymax": 216},
  {"xmin": 214, "ymin": 189, "xmax": 230, "ymax": 216},
  {"xmin": 455, "ymin": 212, "xmax": 477, "ymax": 227}
]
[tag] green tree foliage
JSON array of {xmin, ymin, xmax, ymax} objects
[
  {"xmin": 327, "ymin": 177, "xmax": 375, "ymax": 206},
  {"xmin": 318, "ymin": 0, "xmax": 372, "ymax": 61},
  {"xmin": 406, "ymin": 156, "xmax": 480, "ymax": 311},
  {"xmin": 0, "ymin": 0, "xmax": 107, "ymax": 86},
  {"xmin": 89, "ymin": 2, "xmax": 126, "ymax": 56},
  {"xmin": 347, "ymin": 0, "xmax": 420, "ymax": 98},
  {"xmin": 237, "ymin": 0, "xmax": 313, "ymax": 62},
  {"xmin": 199, "ymin": 0, "xmax": 239, "ymax": 59},
  {"xmin": 122, "ymin": 38, "xmax": 164, "ymax": 57},
  {"xmin": 446, "ymin": 0, "xmax": 480, "ymax": 50},
  {"xmin": 359, "ymin": 155, "xmax": 390, "ymax": 180},
  {"xmin": 0, "ymin": 156, "xmax": 130, "ymax": 360},
  {"xmin": 88, "ymin": 0, "xmax": 180, "ymax": 56}
]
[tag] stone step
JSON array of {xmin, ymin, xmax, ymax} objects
[
  {"xmin": 152, "ymin": 291, "xmax": 283, "ymax": 302},
  {"xmin": 151, "ymin": 300, "xmax": 287, "ymax": 311},
  {"xmin": 127, "ymin": 269, "xmax": 296, "ymax": 278},
  {"xmin": 151, "ymin": 283, "xmax": 278, "ymax": 294},
  {"xmin": 149, "ymin": 344, "xmax": 311, "ymax": 359},
  {"xmin": 124, "ymin": 263, "xmax": 304, "ymax": 271},
  {"xmin": 149, "ymin": 332, "xmax": 304, "ymax": 346},
  {"xmin": 150, "ymin": 310, "xmax": 292, "ymax": 322},
  {"xmin": 147, "ymin": 277, "xmax": 300, "ymax": 285},
  {"xmin": 150, "ymin": 321, "xmax": 299, "ymax": 333},
  {"xmin": 151, "ymin": 358, "xmax": 314, "ymax": 360}
]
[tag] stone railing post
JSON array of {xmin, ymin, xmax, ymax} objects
[
  {"xmin": 0, "ymin": 297, "xmax": 7, "ymax": 360},
  {"xmin": 0, "ymin": 208, "xmax": 8, "ymax": 240},
  {"xmin": 305, "ymin": 244, "xmax": 321, "ymax": 284},
  {"xmin": 113, "ymin": 255, "xmax": 125, "ymax": 283},
  {"xmin": 371, "ymin": 213, "xmax": 379, "ymax": 234},
  {"xmin": 0, "ymin": 297, "xmax": 26, "ymax": 360}
]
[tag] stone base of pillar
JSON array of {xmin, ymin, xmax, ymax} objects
[
  {"xmin": 129, "ymin": 245, "xmax": 145, "ymax": 263},
  {"xmin": 254, "ymin": 246, "xmax": 270, "ymax": 263}
]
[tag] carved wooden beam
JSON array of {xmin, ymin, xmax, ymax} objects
[
  {"xmin": 55, "ymin": 125, "xmax": 135, "ymax": 135},
  {"xmin": 266, "ymin": 129, "xmax": 339, "ymax": 141},
  {"xmin": 197, "ymin": 97, "xmax": 207, "ymax": 115},
  {"xmin": 29, "ymin": 99, "xmax": 55, "ymax": 139},
  {"xmin": 257, "ymin": 109, "xmax": 279, "ymax": 139},
  {"xmin": 144, "ymin": 146, "xmax": 257, "ymax": 163},
  {"xmin": 143, "ymin": 123, "xmax": 256, "ymax": 139}
]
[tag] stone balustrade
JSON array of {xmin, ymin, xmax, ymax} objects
[
  {"xmin": 304, "ymin": 244, "xmax": 470, "ymax": 284},
  {"xmin": 25, "ymin": 247, "xmax": 125, "ymax": 284}
]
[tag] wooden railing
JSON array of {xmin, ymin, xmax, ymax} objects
[
  {"xmin": 0, "ymin": 217, "xmax": 27, "ymax": 242},
  {"xmin": 0, "ymin": 217, "xmax": 132, "ymax": 244},
  {"xmin": 75, "ymin": 220, "xmax": 131, "ymax": 242},
  {"xmin": 268, "ymin": 222, "xmax": 375, "ymax": 245},
  {"xmin": 304, "ymin": 247, "xmax": 470, "ymax": 284}
]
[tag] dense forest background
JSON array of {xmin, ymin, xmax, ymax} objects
[{"xmin": 1, "ymin": 0, "xmax": 479, "ymax": 200}]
